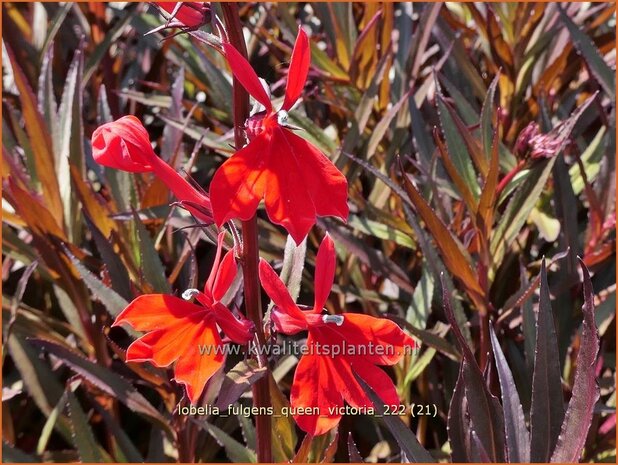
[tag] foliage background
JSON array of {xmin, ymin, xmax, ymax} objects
[{"xmin": 1, "ymin": 2, "xmax": 616, "ymax": 463}]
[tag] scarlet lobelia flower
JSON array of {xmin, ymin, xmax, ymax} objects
[
  {"xmin": 92, "ymin": 115, "xmax": 213, "ymax": 224},
  {"xmin": 113, "ymin": 232, "xmax": 254, "ymax": 403},
  {"xmin": 153, "ymin": 2, "xmax": 211, "ymax": 30},
  {"xmin": 210, "ymin": 28, "xmax": 349, "ymax": 245},
  {"xmin": 259, "ymin": 234, "xmax": 415, "ymax": 435}
]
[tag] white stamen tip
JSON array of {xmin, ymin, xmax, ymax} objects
[
  {"xmin": 322, "ymin": 314, "xmax": 345, "ymax": 326},
  {"xmin": 277, "ymin": 110, "xmax": 289, "ymax": 126},
  {"xmin": 182, "ymin": 289, "xmax": 200, "ymax": 300}
]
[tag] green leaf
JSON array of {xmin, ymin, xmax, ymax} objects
[
  {"xmin": 55, "ymin": 46, "xmax": 85, "ymax": 241},
  {"xmin": 349, "ymin": 214, "xmax": 415, "ymax": 249},
  {"xmin": 436, "ymin": 92, "xmax": 480, "ymax": 197},
  {"xmin": 2, "ymin": 442, "xmax": 41, "ymax": 463},
  {"xmin": 200, "ymin": 422, "xmax": 257, "ymax": 463},
  {"xmin": 132, "ymin": 210, "xmax": 172, "ymax": 294},
  {"xmin": 558, "ymin": 6, "xmax": 615, "ymax": 100},
  {"xmin": 65, "ymin": 249, "xmax": 129, "ymax": 318},
  {"xmin": 94, "ymin": 402, "xmax": 145, "ymax": 462},
  {"xmin": 480, "ymin": 74, "xmax": 500, "ymax": 160},
  {"xmin": 66, "ymin": 391, "xmax": 110, "ymax": 462},
  {"xmin": 406, "ymin": 268, "xmax": 434, "ymax": 329}
]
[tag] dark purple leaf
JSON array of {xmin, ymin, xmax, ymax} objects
[
  {"xmin": 356, "ymin": 375, "xmax": 435, "ymax": 462},
  {"xmin": 551, "ymin": 259, "xmax": 600, "ymax": 462},
  {"xmin": 490, "ymin": 326, "xmax": 531, "ymax": 462},
  {"xmin": 470, "ymin": 429, "xmax": 492, "ymax": 462},
  {"xmin": 347, "ymin": 433, "xmax": 364, "ymax": 462},
  {"xmin": 214, "ymin": 359, "xmax": 267, "ymax": 410},
  {"xmin": 447, "ymin": 366, "xmax": 470, "ymax": 461},
  {"xmin": 29, "ymin": 339, "xmax": 171, "ymax": 435},
  {"xmin": 441, "ymin": 275, "xmax": 506, "ymax": 462},
  {"xmin": 84, "ymin": 215, "xmax": 132, "ymax": 302},
  {"xmin": 530, "ymin": 259, "xmax": 565, "ymax": 461}
]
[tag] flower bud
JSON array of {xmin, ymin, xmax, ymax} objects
[
  {"xmin": 91, "ymin": 116, "xmax": 156, "ymax": 172},
  {"xmin": 157, "ymin": 2, "xmax": 211, "ymax": 29}
]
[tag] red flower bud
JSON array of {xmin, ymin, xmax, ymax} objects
[
  {"xmin": 157, "ymin": 2, "xmax": 211, "ymax": 28},
  {"xmin": 92, "ymin": 115, "xmax": 155, "ymax": 172},
  {"xmin": 92, "ymin": 116, "xmax": 213, "ymax": 224}
]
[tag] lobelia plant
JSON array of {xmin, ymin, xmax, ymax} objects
[{"xmin": 2, "ymin": 2, "xmax": 613, "ymax": 464}]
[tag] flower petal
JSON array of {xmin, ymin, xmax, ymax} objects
[
  {"xmin": 210, "ymin": 132, "xmax": 270, "ymax": 227},
  {"xmin": 148, "ymin": 156, "xmax": 213, "ymax": 224},
  {"xmin": 205, "ymin": 231, "xmax": 237, "ymax": 301},
  {"xmin": 291, "ymin": 350, "xmax": 343, "ymax": 436},
  {"xmin": 350, "ymin": 359, "xmax": 400, "ymax": 408},
  {"xmin": 222, "ymin": 42, "xmax": 272, "ymax": 112},
  {"xmin": 282, "ymin": 27, "xmax": 310, "ymax": 111},
  {"xmin": 315, "ymin": 313, "xmax": 414, "ymax": 365},
  {"xmin": 92, "ymin": 116, "xmax": 155, "ymax": 172},
  {"xmin": 211, "ymin": 302, "xmax": 254, "ymax": 344},
  {"xmin": 313, "ymin": 233, "xmax": 336, "ymax": 312},
  {"xmin": 174, "ymin": 321, "xmax": 225, "ymax": 403},
  {"xmin": 264, "ymin": 128, "xmax": 317, "ymax": 244},
  {"xmin": 125, "ymin": 319, "xmax": 202, "ymax": 366},
  {"xmin": 212, "ymin": 250, "xmax": 238, "ymax": 302},
  {"xmin": 259, "ymin": 259, "xmax": 307, "ymax": 334},
  {"xmin": 113, "ymin": 294, "xmax": 206, "ymax": 332},
  {"xmin": 277, "ymin": 128, "xmax": 349, "ymax": 222},
  {"xmin": 158, "ymin": 2, "xmax": 209, "ymax": 28}
]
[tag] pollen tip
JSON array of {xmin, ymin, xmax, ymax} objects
[
  {"xmin": 182, "ymin": 288, "xmax": 200, "ymax": 300},
  {"xmin": 322, "ymin": 314, "xmax": 344, "ymax": 326}
]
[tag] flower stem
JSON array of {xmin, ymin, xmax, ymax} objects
[{"xmin": 221, "ymin": 4, "xmax": 272, "ymax": 462}]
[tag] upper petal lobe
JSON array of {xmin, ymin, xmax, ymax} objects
[
  {"xmin": 210, "ymin": 132, "xmax": 270, "ymax": 226},
  {"xmin": 282, "ymin": 27, "xmax": 310, "ymax": 111}
]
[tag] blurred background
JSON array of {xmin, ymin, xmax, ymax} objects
[{"xmin": 1, "ymin": 2, "xmax": 616, "ymax": 462}]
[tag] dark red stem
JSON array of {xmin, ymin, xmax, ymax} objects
[{"xmin": 221, "ymin": 4, "xmax": 272, "ymax": 462}]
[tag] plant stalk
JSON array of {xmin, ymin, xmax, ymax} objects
[{"xmin": 221, "ymin": 4, "xmax": 272, "ymax": 462}]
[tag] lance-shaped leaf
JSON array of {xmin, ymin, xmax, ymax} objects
[
  {"xmin": 347, "ymin": 433, "xmax": 364, "ymax": 462},
  {"xmin": 356, "ymin": 376, "xmax": 435, "ymax": 462},
  {"xmin": 480, "ymin": 73, "xmax": 500, "ymax": 160},
  {"xmin": 436, "ymin": 90, "xmax": 481, "ymax": 196},
  {"xmin": 214, "ymin": 359, "xmax": 267, "ymax": 410},
  {"xmin": 400, "ymin": 161, "xmax": 485, "ymax": 310},
  {"xmin": 551, "ymin": 259, "xmax": 600, "ymax": 462},
  {"xmin": 5, "ymin": 43, "xmax": 63, "ymax": 227},
  {"xmin": 447, "ymin": 366, "xmax": 470, "ymax": 461},
  {"xmin": 441, "ymin": 275, "xmax": 505, "ymax": 462},
  {"xmin": 66, "ymin": 391, "xmax": 111, "ymax": 463},
  {"xmin": 30, "ymin": 339, "xmax": 171, "ymax": 434},
  {"xmin": 558, "ymin": 6, "xmax": 615, "ymax": 100},
  {"xmin": 489, "ymin": 326, "xmax": 531, "ymax": 462},
  {"xmin": 530, "ymin": 259, "xmax": 565, "ymax": 461}
]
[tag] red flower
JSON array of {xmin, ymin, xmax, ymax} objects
[
  {"xmin": 92, "ymin": 115, "xmax": 213, "ymax": 224},
  {"xmin": 258, "ymin": 234, "xmax": 415, "ymax": 435},
  {"xmin": 210, "ymin": 28, "xmax": 349, "ymax": 244},
  {"xmin": 113, "ymin": 232, "xmax": 254, "ymax": 403},
  {"xmin": 156, "ymin": 2, "xmax": 211, "ymax": 28}
]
